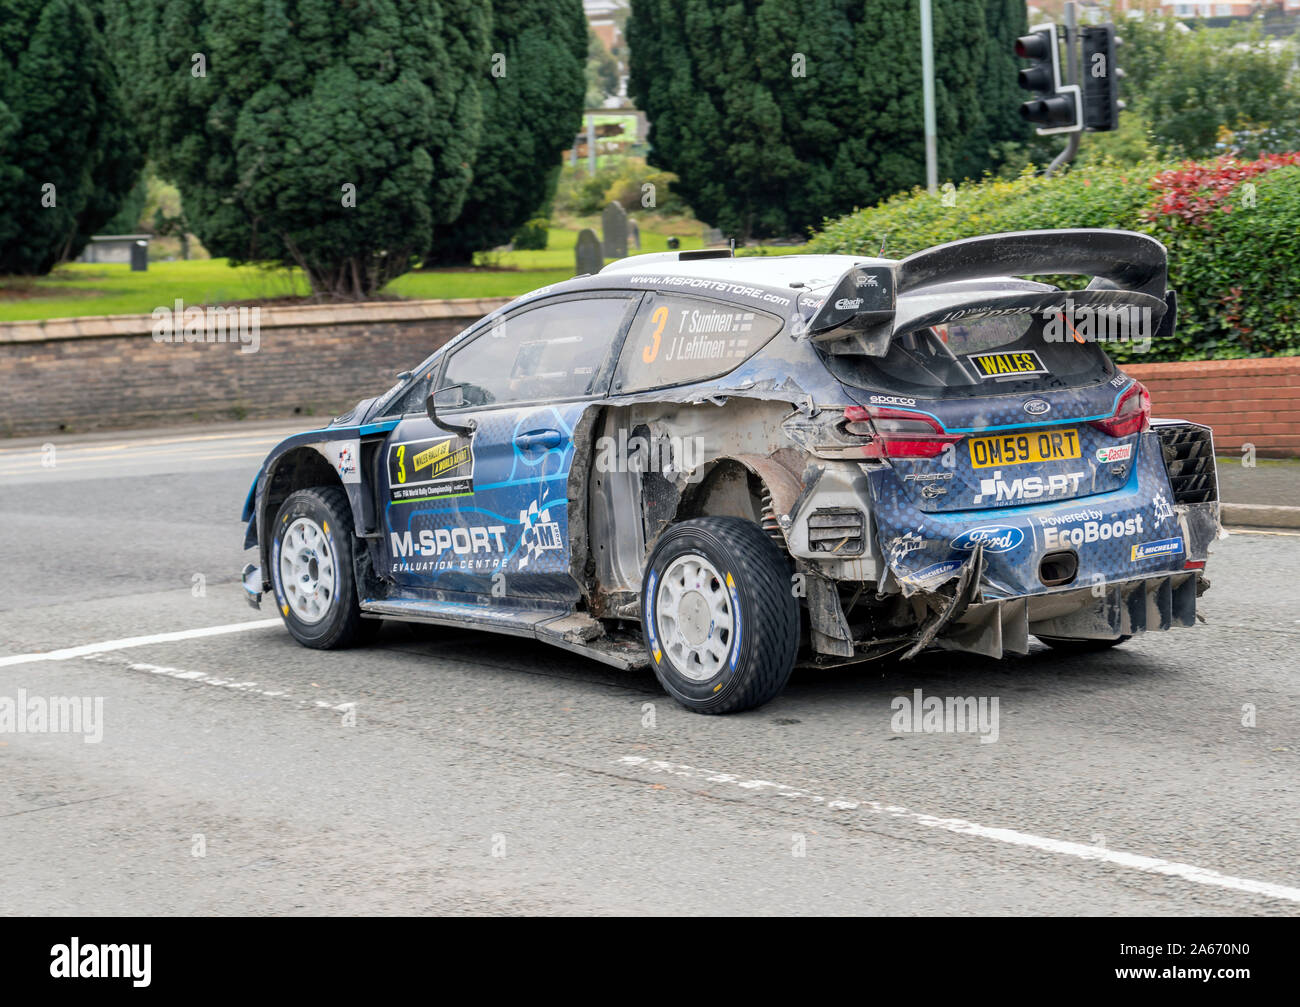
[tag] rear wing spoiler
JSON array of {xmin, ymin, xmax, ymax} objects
[
  {"xmin": 806, "ymin": 229, "xmax": 1170, "ymax": 349},
  {"xmin": 896, "ymin": 229, "xmax": 1167, "ymax": 298}
]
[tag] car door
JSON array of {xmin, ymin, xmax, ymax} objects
[{"xmin": 378, "ymin": 292, "xmax": 641, "ymax": 601}]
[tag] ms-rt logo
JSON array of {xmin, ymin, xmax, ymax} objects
[{"xmin": 50, "ymin": 939, "xmax": 151, "ymax": 987}]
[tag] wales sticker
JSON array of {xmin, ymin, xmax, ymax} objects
[{"xmin": 387, "ymin": 435, "xmax": 475, "ymax": 502}]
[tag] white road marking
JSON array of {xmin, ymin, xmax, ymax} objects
[
  {"xmin": 0, "ymin": 447, "xmax": 276, "ymax": 475},
  {"xmin": 615, "ymin": 755, "xmax": 1300, "ymax": 905},
  {"xmin": 0, "ymin": 619, "xmax": 281, "ymax": 668},
  {"xmin": 83, "ymin": 653, "xmax": 289, "ymax": 698},
  {"xmin": 81, "ymin": 653, "xmax": 354, "ymax": 712},
  {"xmin": 1223, "ymin": 527, "xmax": 1300, "ymax": 537},
  {"xmin": 0, "ymin": 431, "xmax": 290, "ymax": 458}
]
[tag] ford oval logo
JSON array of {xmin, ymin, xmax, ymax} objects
[
  {"xmin": 1023, "ymin": 398, "xmax": 1051, "ymax": 416},
  {"xmin": 951, "ymin": 525, "xmax": 1025, "ymax": 553}
]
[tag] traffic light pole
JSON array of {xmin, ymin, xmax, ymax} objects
[
  {"xmin": 920, "ymin": 0, "xmax": 938, "ymax": 194},
  {"xmin": 1045, "ymin": 1, "xmax": 1079, "ymax": 178}
]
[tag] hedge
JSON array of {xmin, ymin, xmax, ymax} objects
[{"xmin": 805, "ymin": 155, "xmax": 1300, "ymax": 361}]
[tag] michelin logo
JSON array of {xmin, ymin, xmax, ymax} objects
[
  {"xmin": 1131, "ymin": 537, "xmax": 1183, "ymax": 562},
  {"xmin": 973, "ymin": 470, "xmax": 1086, "ymax": 505},
  {"xmin": 1044, "ymin": 515, "xmax": 1144, "ymax": 549},
  {"xmin": 911, "ymin": 560, "xmax": 963, "ymax": 584}
]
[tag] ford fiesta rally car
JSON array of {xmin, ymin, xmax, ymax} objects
[{"xmin": 240, "ymin": 229, "xmax": 1221, "ymax": 714}]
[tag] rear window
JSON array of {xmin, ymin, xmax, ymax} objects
[
  {"xmin": 822, "ymin": 312, "xmax": 1115, "ymax": 398},
  {"xmin": 613, "ymin": 293, "xmax": 784, "ymax": 393}
]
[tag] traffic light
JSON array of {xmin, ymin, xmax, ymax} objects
[
  {"xmin": 1080, "ymin": 23, "xmax": 1124, "ymax": 132},
  {"xmin": 1015, "ymin": 24, "xmax": 1081, "ymax": 134}
]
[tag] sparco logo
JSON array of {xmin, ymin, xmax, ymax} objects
[
  {"xmin": 951, "ymin": 525, "xmax": 1024, "ymax": 553},
  {"xmin": 834, "ymin": 297, "xmax": 863, "ymax": 310},
  {"xmin": 869, "ymin": 394, "xmax": 917, "ymax": 407},
  {"xmin": 973, "ymin": 469, "xmax": 1086, "ymax": 504},
  {"xmin": 1022, "ymin": 398, "xmax": 1051, "ymax": 416}
]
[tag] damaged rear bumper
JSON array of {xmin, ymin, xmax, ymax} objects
[{"xmin": 929, "ymin": 566, "xmax": 1203, "ymax": 659}]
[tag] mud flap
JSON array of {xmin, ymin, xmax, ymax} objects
[{"xmin": 901, "ymin": 542, "xmax": 984, "ymax": 661}]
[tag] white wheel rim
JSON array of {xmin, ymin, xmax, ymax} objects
[
  {"xmin": 655, "ymin": 553, "xmax": 735, "ymax": 682},
  {"xmin": 278, "ymin": 517, "xmax": 337, "ymax": 624}
]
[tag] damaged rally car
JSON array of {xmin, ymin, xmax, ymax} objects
[{"xmin": 240, "ymin": 228, "xmax": 1220, "ymax": 714}]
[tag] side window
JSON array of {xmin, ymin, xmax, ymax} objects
[
  {"xmin": 382, "ymin": 364, "xmax": 439, "ymax": 417},
  {"xmin": 439, "ymin": 295, "xmax": 637, "ymax": 408},
  {"xmin": 614, "ymin": 293, "xmax": 784, "ymax": 394}
]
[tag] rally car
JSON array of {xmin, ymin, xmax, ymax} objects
[{"xmin": 240, "ymin": 229, "xmax": 1220, "ymax": 714}]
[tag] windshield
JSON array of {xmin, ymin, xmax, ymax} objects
[{"xmin": 821, "ymin": 312, "xmax": 1115, "ymax": 398}]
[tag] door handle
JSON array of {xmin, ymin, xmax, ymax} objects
[{"xmin": 513, "ymin": 429, "xmax": 564, "ymax": 450}]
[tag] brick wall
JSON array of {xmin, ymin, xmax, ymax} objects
[
  {"xmin": 3, "ymin": 303, "xmax": 1298, "ymax": 456},
  {"xmin": 0, "ymin": 299, "xmax": 510, "ymax": 438},
  {"xmin": 1124, "ymin": 357, "xmax": 1300, "ymax": 458}
]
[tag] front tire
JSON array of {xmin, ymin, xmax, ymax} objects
[
  {"xmin": 270, "ymin": 486, "xmax": 376, "ymax": 649},
  {"xmin": 641, "ymin": 517, "xmax": 799, "ymax": 714}
]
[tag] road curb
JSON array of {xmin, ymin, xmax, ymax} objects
[{"xmin": 1221, "ymin": 502, "xmax": 1300, "ymax": 529}]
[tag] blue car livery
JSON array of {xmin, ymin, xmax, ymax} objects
[{"xmin": 240, "ymin": 229, "xmax": 1220, "ymax": 713}]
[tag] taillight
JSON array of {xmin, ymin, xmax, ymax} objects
[
  {"xmin": 844, "ymin": 405, "xmax": 965, "ymax": 460},
  {"xmin": 1090, "ymin": 381, "xmax": 1151, "ymax": 438}
]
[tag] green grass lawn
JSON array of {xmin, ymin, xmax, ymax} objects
[
  {"xmin": 0, "ymin": 223, "xmax": 794, "ymax": 323},
  {"xmin": 485, "ymin": 222, "xmax": 704, "ymax": 270},
  {"xmin": 0, "ymin": 260, "xmax": 309, "ymax": 322},
  {"xmin": 387, "ymin": 267, "xmax": 575, "ymax": 300},
  {"xmin": 0, "ymin": 239, "xmax": 679, "ymax": 324},
  {"xmin": 0, "ymin": 259, "xmax": 578, "ymax": 322}
]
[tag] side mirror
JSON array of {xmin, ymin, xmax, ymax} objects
[{"xmin": 426, "ymin": 383, "xmax": 476, "ymax": 436}]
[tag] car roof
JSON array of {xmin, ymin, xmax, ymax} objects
[{"xmin": 599, "ymin": 251, "xmax": 890, "ymax": 292}]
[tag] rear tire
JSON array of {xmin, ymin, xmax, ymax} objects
[
  {"xmin": 1036, "ymin": 634, "xmax": 1131, "ymax": 653},
  {"xmin": 641, "ymin": 516, "xmax": 799, "ymax": 714},
  {"xmin": 270, "ymin": 486, "xmax": 377, "ymax": 649}
]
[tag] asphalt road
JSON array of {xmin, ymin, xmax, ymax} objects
[{"xmin": 1, "ymin": 422, "xmax": 1297, "ymax": 916}]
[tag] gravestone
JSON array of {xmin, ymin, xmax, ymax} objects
[
  {"xmin": 601, "ymin": 201, "xmax": 628, "ymax": 259},
  {"xmin": 575, "ymin": 228, "xmax": 603, "ymax": 276},
  {"xmin": 628, "ymin": 219, "xmax": 641, "ymax": 251}
]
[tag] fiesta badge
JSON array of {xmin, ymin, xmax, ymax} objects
[
  {"xmin": 1022, "ymin": 398, "xmax": 1051, "ymax": 417},
  {"xmin": 951, "ymin": 525, "xmax": 1024, "ymax": 553}
]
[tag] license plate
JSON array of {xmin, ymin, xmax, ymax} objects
[{"xmin": 969, "ymin": 427, "xmax": 1081, "ymax": 468}]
